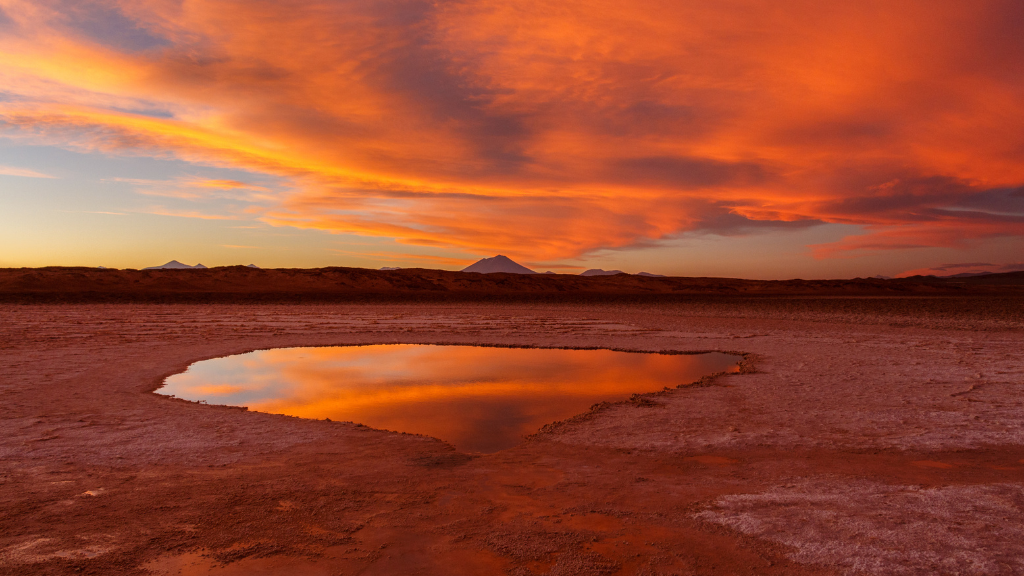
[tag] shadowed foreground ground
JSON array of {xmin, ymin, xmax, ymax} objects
[{"xmin": 1, "ymin": 296, "xmax": 1023, "ymax": 575}]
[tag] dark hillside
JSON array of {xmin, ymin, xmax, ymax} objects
[{"xmin": 1, "ymin": 266, "xmax": 1021, "ymax": 303}]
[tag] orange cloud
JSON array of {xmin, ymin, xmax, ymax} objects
[
  {"xmin": 194, "ymin": 179, "xmax": 268, "ymax": 191},
  {"xmin": 112, "ymin": 176, "xmax": 275, "ymax": 203},
  {"xmin": 1, "ymin": 0, "xmax": 1022, "ymax": 261}
]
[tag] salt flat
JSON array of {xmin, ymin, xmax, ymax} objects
[{"xmin": 1, "ymin": 298, "xmax": 1022, "ymax": 575}]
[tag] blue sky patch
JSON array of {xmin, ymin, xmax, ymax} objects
[{"xmin": 64, "ymin": 3, "xmax": 168, "ymax": 52}]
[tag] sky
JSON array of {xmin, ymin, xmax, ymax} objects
[{"xmin": 1, "ymin": 0, "xmax": 1022, "ymax": 278}]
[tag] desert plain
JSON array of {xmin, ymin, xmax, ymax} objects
[{"xmin": 2, "ymin": 269, "xmax": 1024, "ymax": 575}]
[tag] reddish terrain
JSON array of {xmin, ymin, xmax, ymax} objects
[
  {"xmin": 1, "ymin": 282, "xmax": 1023, "ymax": 574},
  {"xmin": 2, "ymin": 267, "xmax": 1022, "ymax": 303}
]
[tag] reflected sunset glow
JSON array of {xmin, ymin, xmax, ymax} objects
[{"xmin": 160, "ymin": 345, "xmax": 742, "ymax": 452}]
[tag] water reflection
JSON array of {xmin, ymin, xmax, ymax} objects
[{"xmin": 160, "ymin": 345, "xmax": 741, "ymax": 453}]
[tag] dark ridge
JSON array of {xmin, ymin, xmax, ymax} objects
[
  {"xmin": 905, "ymin": 271, "xmax": 1024, "ymax": 286},
  {"xmin": 0, "ymin": 266, "xmax": 1022, "ymax": 303}
]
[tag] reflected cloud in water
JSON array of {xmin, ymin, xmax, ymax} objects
[{"xmin": 160, "ymin": 345, "xmax": 741, "ymax": 452}]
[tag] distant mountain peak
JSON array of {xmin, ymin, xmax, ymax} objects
[
  {"xmin": 462, "ymin": 255, "xmax": 537, "ymax": 274},
  {"xmin": 580, "ymin": 268, "xmax": 625, "ymax": 276},
  {"xmin": 144, "ymin": 260, "xmax": 206, "ymax": 270}
]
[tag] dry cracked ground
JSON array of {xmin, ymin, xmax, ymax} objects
[{"xmin": 1, "ymin": 297, "xmax": 1023, "ymax": 575}]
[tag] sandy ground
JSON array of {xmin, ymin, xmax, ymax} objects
[{"xmin": 1, "ymin": 297, "xmax": 1022, "ymax": 575}]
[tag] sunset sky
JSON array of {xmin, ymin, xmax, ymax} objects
[{"xmin": 1, "ymin": 0, "xmax": 1022, "ymax": 277}]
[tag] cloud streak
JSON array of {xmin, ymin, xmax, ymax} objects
[
  {"xmin": 0, "ymin": 164, "xmax": 55, "ymax": 178},
  {"xmin": 1, "ymin": 0, "xmax": 1023, "ymax": 262}
]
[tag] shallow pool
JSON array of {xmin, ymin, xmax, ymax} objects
[{"xmin": 159, "ymin": 345, "xmax": 741, "ymax": 453}]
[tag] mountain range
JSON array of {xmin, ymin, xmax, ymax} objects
[
  {"xmin": 462, "ymin": 256, "xmax": 667, "ymax": 277},
  {"xmin": 141, "ymin": 261, "xmax": 259, "ymax": 270},
  {"xmin": 144, "ymin": 260, "xmax": 208, "ymax": 270}
]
